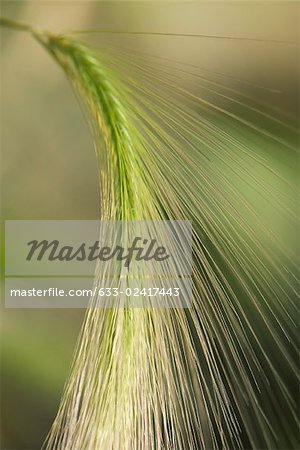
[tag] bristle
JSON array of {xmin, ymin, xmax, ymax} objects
[
  {"xmin": 1, "ymin": 18, "xmax": 297, "ymax": 450},
  {"xmin": 36, "ymin": 35, "xmax": 299, "ymax": 450}
]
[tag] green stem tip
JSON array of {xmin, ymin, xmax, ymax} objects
[{"xmin": 0, "ymin": 17, "xmax": 44, "ymax": 35}]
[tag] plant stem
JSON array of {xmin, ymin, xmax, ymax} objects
[{"xmin": 0, "ymin": 17, "xmax": 44, "ymax": 35}]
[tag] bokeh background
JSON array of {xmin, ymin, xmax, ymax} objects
[{"xmin": 0, "ymin": 2, "xmax": 298, "ymax": 449}]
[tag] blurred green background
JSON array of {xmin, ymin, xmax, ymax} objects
[{"xmin": 0, "ymin": 2, "xmax": 298, "ymax": 449}]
